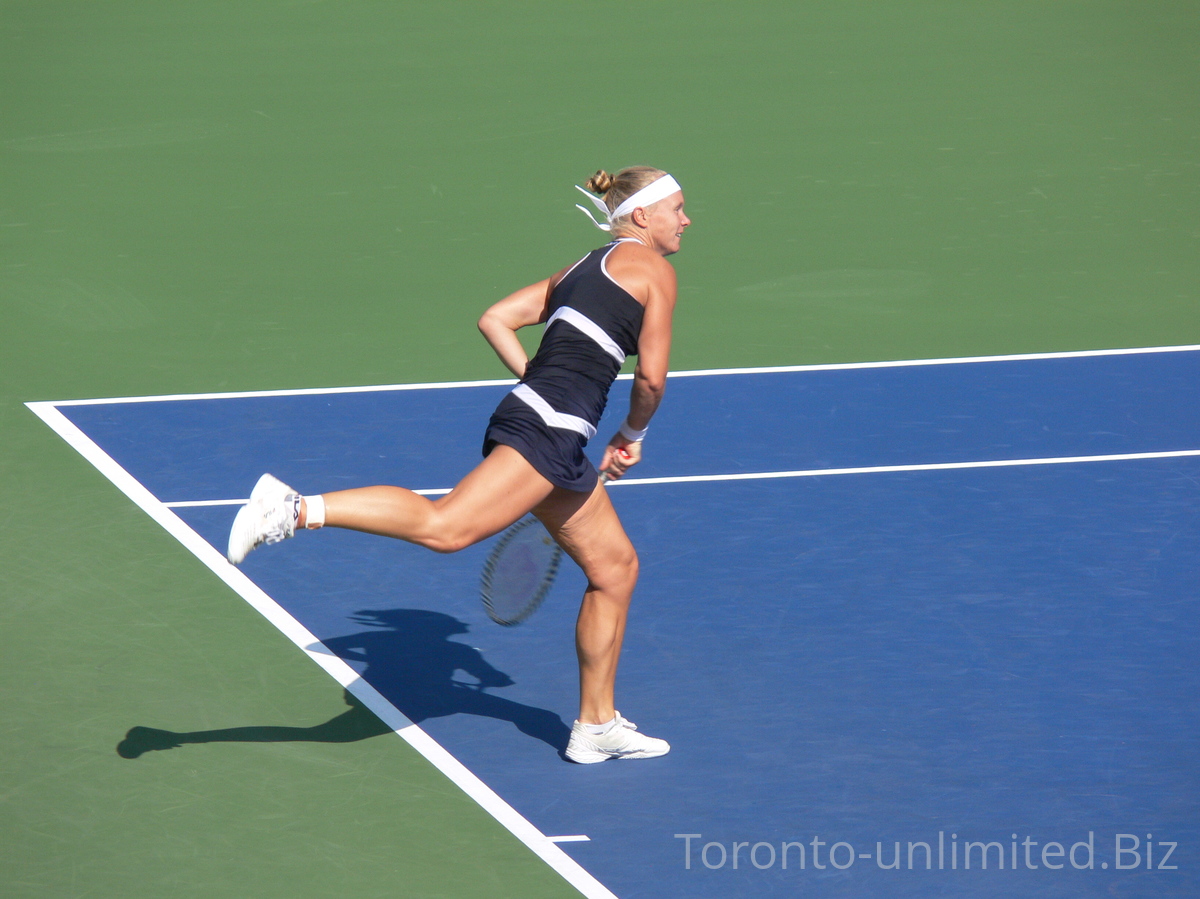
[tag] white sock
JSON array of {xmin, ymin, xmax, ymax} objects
[
  {"xmin": 583, "ymin": 716, "xmax": 618, "ymax": 736},
  {"xmin": 304, "ymin": 494, "xmax": 326, "ymax": 529}
]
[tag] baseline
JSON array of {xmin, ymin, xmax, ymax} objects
[{"xmin": 37, "ymin": 342, "xmax": 1200, "ymax": 406}]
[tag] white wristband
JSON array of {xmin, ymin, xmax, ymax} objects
[{"xmin": 618, "ymin": 420, "xmax": 648, "ymax": 442}]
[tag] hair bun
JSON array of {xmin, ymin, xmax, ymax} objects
[{"xmin": 584, "ymin": 170, "xmax": 616, "ymax": 194}]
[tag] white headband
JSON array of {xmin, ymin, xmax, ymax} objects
[{"xmin": 574, "ymin": 174, "xmax": 682, "ymax": 231}]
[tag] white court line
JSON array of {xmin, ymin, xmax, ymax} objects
[
  {"xmin": 32, "ymin": 343, "xmax": 1200, "ymax": 406},
  {"xmin": 609, "ymin": 449, "xmax": 1200, "ymax": 487},
  {"xmin": 164, "ymin": 487, "xmax": 449, "ymax": 508},
  {"xmin": 165, "ymin": 498, "xmax": 249, "ymax": 507},
  {"xmin": 161, "ymin": 449, "xmax": 1200, "ymax": 508},
  {"xmin": 549, "ymin": 836, "xmax": 592, "ymax": 843},
  {"xmin": 24, "ymin": 400, "xmax": 619, "ymax": 899}
]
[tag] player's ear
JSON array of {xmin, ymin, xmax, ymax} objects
[{"xmin": 630, "ymin": 207, "xmax": 649, "ymax": 228}]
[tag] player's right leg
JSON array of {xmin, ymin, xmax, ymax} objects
[{"xmin": 533, "ymin": 480, "xmax": 669, "ymax": 763}]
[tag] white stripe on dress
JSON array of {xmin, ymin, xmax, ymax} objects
[
  {"xmin": 545, "ymin": 306, "xmax": 626, "ymax": 364},
  {"xmin": 511, "ymin": 384, "xmax": 598, "ymax": 440}
]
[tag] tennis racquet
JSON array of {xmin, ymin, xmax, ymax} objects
[{"xmin": 481, "ymin": 469, "xmax": 616, "ymax": 626}]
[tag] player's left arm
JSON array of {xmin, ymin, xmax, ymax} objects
[{"xmin": 477, "ymin": 269, "xmax": 567, "ymax": 378}]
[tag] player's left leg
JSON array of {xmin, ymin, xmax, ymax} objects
[
  {"xmin": 318, "ymin": 444, "xmax": 554, "ymax": 552},
  {"xmin": 228, "ymin": 445, "xmax": 554, "ymax": 564}
]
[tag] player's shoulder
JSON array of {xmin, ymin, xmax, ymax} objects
[{"xmin": 610, "ymin": 240, "xmax": 675, "ymax": 278}]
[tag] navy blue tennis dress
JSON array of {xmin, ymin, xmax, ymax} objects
[{"xmin": 483, "ymin": 239, "xmax": 645, "ymax": 492}]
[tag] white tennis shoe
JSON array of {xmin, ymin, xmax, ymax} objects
[
  {"xmin": 227, "ymin": 473, "xmax": 299, "ymax": 564},
  {"xmin": 565, "ymin": 712, "xmax": 670, "ymax": 764}
]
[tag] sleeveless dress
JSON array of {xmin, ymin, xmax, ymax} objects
[{"xmin": 483, "ymin": 240, "xmax": 645, "ymax": 492}]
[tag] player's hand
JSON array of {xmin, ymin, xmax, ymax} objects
[{"xmin": 601, "ymin": 441, "xmax": 640, "ymax": 479}]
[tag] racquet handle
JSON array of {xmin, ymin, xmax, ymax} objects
[{"xmin": 600, "ymin": 447, "xmax": 632, "ymax": 483}]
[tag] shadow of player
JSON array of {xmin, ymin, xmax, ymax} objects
[{"xmin": 118, "ymin": 608, "xmax": 570, "ymax": 759}]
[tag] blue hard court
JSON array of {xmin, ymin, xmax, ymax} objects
[{"xmin": 56, "ymin": 349, "xmax": 1200, "ymax": 898}]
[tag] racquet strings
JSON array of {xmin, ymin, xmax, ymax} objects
[
  {"xmin": 479, "ymin": 470, "xmax": 614, "ymax": 626},
  {"xmin": 481, "ymin": 516, "xmax": 562, "ymax": 625}
]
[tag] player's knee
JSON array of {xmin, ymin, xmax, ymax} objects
[
  {"xmin": 417, "ymin": 517, "xmax": 476, "ymax": 553},
  {"xmin": 594, "ymin": 543, "xmax": 638, "ymax": 594},
  {"xmin": 425, "ymin": 530, "xmax": 473, "ymax": 554},
  {"xmin": 624, "ymin": 545, "xmax": 639, "ymax": 583},
  {"xmin": 415, "ymin": 505, "xmax": 493, "ymax": 553}
]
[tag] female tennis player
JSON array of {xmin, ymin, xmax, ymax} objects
[{"xmin": 228, "ymin": 165, "xmax": 689, "ymax": 763}]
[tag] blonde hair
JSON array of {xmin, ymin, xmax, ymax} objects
[{"xmin": 584, "ymin": 166, "xmax": 668, "ymax": 232}]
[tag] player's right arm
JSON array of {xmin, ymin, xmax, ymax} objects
[
  {"xmin": 628, "ymin": 258, "xmax": 676, "ymax": 428},
  {"xmin": 601, "ymin": 254, "xmax": 677, "ymax": 477}
]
